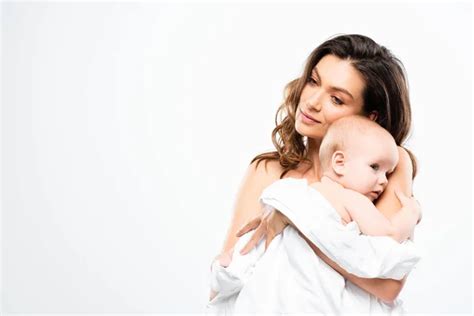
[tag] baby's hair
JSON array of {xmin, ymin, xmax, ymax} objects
[{"xmin": 319, "ymin": 115, "xmax": 394, "ymax": 172}]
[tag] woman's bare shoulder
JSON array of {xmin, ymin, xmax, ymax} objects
[
  {"xmin": 375, "ymin": 146, "xmax": 414, "ymax": 216},
  {"xmin": 397, "ymin": 146, "xmax": 413, "ymax": 169},
  {"xmin": 382, "ymin": 146, "xmax": 413, "ymax": 191},
  {"xmin": 219, "ymin": 158, "xmax": 285, "ymax": 253},
  {"xmin": 245, "ymin": 159, "xmax": 284, "ymax": 187},
  {"xmin": 392, "ymin": 146, "xmax": 413, "ymax": 185}
]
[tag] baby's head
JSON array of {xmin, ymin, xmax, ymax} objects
[{"xmin": 319, "ymin": 115, "xmax": 399, "ymax": 202}]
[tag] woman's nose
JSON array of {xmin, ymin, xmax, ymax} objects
[{"xmin": 305, "ymin": 89, "xmax": 323, "ymax": 111}]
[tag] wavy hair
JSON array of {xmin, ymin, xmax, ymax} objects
[{"xmin": 252, "ymin": 34, "xmax": 418, "ymax": 179}]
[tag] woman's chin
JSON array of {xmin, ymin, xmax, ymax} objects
[{"xmin": 295, "ymin": 122, "xmax": 325, "ymax": 140}]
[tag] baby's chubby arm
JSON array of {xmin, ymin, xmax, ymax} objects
[{"xmin": 344, "ymin": 189, "xmax": 419, "ymax": 242}]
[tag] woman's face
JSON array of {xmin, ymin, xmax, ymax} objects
[{"xmin": 295, "ymin": 54, "xmax": 366, "ymax": 140}]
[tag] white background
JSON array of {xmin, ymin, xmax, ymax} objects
[{"xmin": 1, "ymin": 1, "xmax": 472, "ymax": 314}]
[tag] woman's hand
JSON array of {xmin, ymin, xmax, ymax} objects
[
  {"xmin": 210, "ymin": 247, "xmax": 234, "ymax": 271},
  {"xmin": 394, "ymin": 190, "xmax": 422, "ymax": 224},
  {"xmin": 236, "ymin": 209, "xmax": 292, "ymax": 255},
  {"xmin": 208, "ymin": 248, "xmax": 234, "ymax": 301}
]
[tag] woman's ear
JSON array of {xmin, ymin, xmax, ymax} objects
[
  {"xmin": 368, "ymin": 111, "xmax": 379, "ymax": 122},
  {"xmin": 331, "ymin": 151, "xmax": 346, "ymax": 176}
]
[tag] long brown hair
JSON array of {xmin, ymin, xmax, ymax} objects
[{"xmin": 252, "ymin": 34, "xmax": 417, "ymax": 179}]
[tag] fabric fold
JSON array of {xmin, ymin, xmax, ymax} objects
[
  {"xmin": 260, "ymin": 178, "xmax": 420, "ymax": 280},
  {"xmin": 207, "ymin": 178, "xmax": 420, "ymax": 314}
]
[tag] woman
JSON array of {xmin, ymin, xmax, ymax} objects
[{"xmin": 213, "ymin": 34, "xmax": 421, "ymax": 304}]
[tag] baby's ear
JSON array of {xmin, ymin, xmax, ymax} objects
[{"xmin": 331, "ymin": 151, "xmax": 345, "ymax": 175}]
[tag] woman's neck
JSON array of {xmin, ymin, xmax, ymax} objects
[
  {"xmin": 307, "ymin": 137, "xmax": 322, "ymax": 158},
  {"xmin": 303, "ymin": 138, "xmax": 323, "ymax": 180}
]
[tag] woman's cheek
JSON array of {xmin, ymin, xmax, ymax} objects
[
  {"xmin": 323, "ymin": 103, "xmax": 344, "ymax": 120},
  {"xmin": 326, "ymin": 107, "xmax": 357, "ymax": 124}
]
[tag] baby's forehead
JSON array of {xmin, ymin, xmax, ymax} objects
[
  {"xmin": 355, "ymin": 128, "xmax": 395, "ymax": 146},
  {"xmin": 347, "ymin": 136, "xmax": 398, "ymax": 162},
  {"xmin": 371, "ymin": 152, "xmax": 397, "ymax": 164}
]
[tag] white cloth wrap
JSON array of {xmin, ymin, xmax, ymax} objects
[
  {"xmin": 261, "ymin": 178, "xmax": 420, "ymax": 280},
  {"xmin": 207, "ymin": 178, "xmax": 420, "ymax": 314}
]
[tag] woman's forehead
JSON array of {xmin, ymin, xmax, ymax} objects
[{"xmin": 313, "ymin": 54, "xmax": 366, "ymax": 99}]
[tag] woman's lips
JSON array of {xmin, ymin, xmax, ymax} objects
[{"xmin": 300, "ymin": 110, "xmax": 321, "ymax": 124}]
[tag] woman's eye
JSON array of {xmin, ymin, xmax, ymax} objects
[
  {"xmin": 308, "ymin": 77, "xmax": 319, "ymax": 85},
  {"xmin": 370, "ymin": 164, "xmax": 379, "ymax": 171},
  {"xmin": 331, "ymin": 96, "xmax": 343, "ymax": 105}
]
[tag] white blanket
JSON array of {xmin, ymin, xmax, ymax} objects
[{"xmin": 207, "ymin": 178, "xmax": 420, "ymax": 314}]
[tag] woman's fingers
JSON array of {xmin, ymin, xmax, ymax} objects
[
  {"xmin": 265, "ymin": 229, "xmax": 276, "ymax": 251},
  {"xmin": 236, "ymin": 217, "xmax": 261, "ymax": 237},
  {"xmin": 414, "ymin": 197, "xmax": 423, "ymax": 224},
  {"xmin": 395, "ymin": 190, "xmax": 417, "ymax": 208},
  {"xmin": 217, "ymin": 251, "xmax": 233, "ymax": 268},
  {"xmin": 239, "ymin": 224, "xmax": 266, "ymax": 255},
  {"xmin": 236, "ymin": 209, "xmax": 292, "ymax": 255},
  {"xmin": 264, "ymin": 211, "xmax": 289, "ymax": 250},
  {"xmin": 395, "ymin": 190, "xmax": 422, "ymax": 223},
  {"xmin": 417, "ymin": 211, "xmax": 423, "ymax": 224},
  {"xmin": 394, "ymin": 190, "xmax": 409, "ymax": 206}
]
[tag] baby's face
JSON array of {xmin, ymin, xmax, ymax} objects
[{"xmin": 340, "ymin": 134, "xmax": 399, "ymax": 201}]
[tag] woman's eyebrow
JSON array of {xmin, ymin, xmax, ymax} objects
[
  {"xmin": 313, "ymin": 67, "xmax": 354, "ymax": 100},
  {"xmin": 331, "ymin": 86, "xmax": 354, "ymax": 100}
]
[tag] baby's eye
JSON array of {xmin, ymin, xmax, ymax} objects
[
  {"xmin": 370, "ymin": 164, "xmax": 379, "ymax": 171},
  {"xmin": 331, "ymin": 96, "xmax": 343, "ymax": 105}
]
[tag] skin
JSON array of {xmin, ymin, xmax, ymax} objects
[
  {"xmin": 214, "ymin": 54, "xmax": 419, "ymax": 303},
  {"xmin": 333, "ymin": 130, "xmax": 399, "ymax": 202},
  {"xmin": 313, "ymin": 129, "xmax": 419, "ymax": 241},
  {"xmin": 314, "ymin": 176, "xmax": 418, "ymax": 242}
]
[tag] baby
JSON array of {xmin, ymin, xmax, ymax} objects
[
  {"xmin": 308, "ymin": 114, "xmax": 418, "ymax": 241},
  {"xmin": 208, "ymin": 115, "xmax": 420, "ymax": 313}
]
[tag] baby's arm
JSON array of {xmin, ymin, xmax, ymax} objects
[{"xmin": 344, "ymin": 189, "xmax": 418, "ymax": 242}]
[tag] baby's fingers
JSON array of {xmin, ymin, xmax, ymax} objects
[{"xmin": 239, "ymin": 225, "xmax": 265, "ymax": 255}]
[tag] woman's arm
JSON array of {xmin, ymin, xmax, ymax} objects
[
  {"xmin": 238, "ymin": 147, "xmax": 418, "ymax": 301},
  {"xmin": 218, "ymin": 159, "xmax": 281, "ymax": 254},
  {"xmin": 308, "ymin": 147, "xmax": 416, "ymax": 301},
  {"xmin": 209, "ymin": 159, "xmax": 281, "ymax": 299},
  {"xmin": 300, "ymin": 232, "xmax": 406, "ymax": 303}
]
